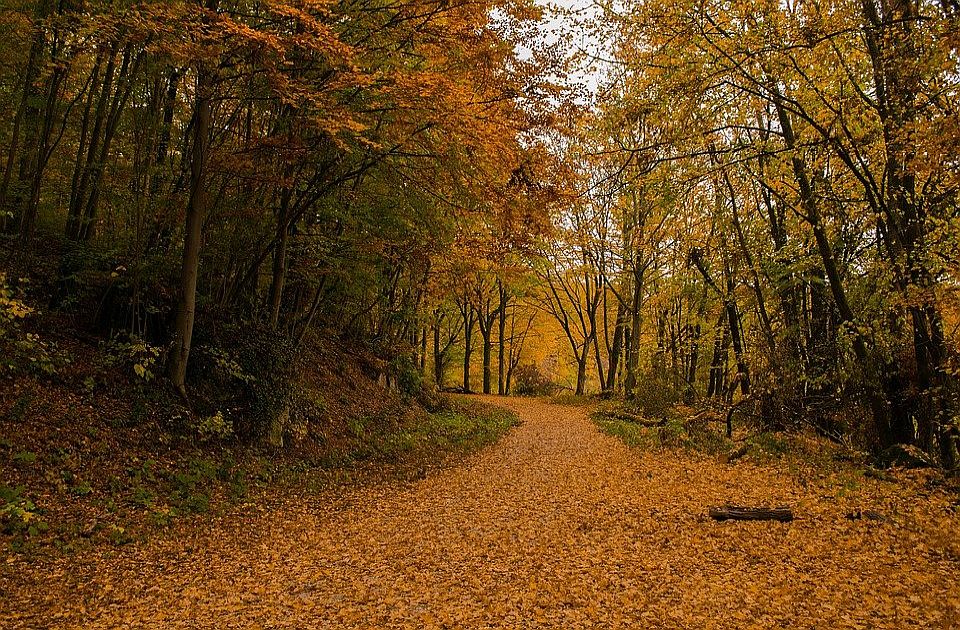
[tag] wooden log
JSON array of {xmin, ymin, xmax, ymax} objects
[
  {"xmin": 599, "ymin": 412, "xmax": 668, "ymax": 427},
  {"xmin": 708, "ymin": 506, "xmax": 793, "ymax": 522}
]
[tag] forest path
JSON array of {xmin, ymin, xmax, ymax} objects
[{"xmin": 7, "ymin": 397, "xmax": 960, "ymax": 628}]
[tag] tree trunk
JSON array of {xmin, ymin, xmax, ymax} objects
[
  {"xmin": 624, "ymin": 265, "xmax": 644, "ymax": 398},
  {"xmin": 433, "ymin": 323, "xmax": 444, "ymax": 387},
  {"xmin": 77, "ymin": 47, "xmax": 144, "ymax": 242},
  {"xmin": 654, "ymin": 311, "xmax": 666, "ymax": 374},
  {"xmin": 687, "ymin": 323, "xmax": 700, "ymax": 394},
  {"xmin": 168, "ymin": 41, "xmax": 215, "ymax": 393},
  {"xmin": 145, "ymin": 68, "xmax": 181, "ymax": 252},
  {"xmin": 268, "ymin": 188, "xmax": 293, "ymax": 328},
  {"xmin": 20, "ymin": 59, "xmax": 67, "ymax": 241},
  {"xmin": 708, "ymin": 312, "xmax": 728, "ymax": 398},
  {"xmin": 19, "ymin": 22, "xmax": 71, "ymax": 242},
  {"xmin": 709, "ymin": 506, "xmax": 793, "ymax": 522},
  {"xmin": 606, "ymin": 299, "xmax": 627, "ymax": 391},
  {"xmin": 591, "ymin": 312, "xmax": 605, "ymax": 391},
  {"xmin": 0, "ymin": 0, "xmax": 51, "ymax": 227},
  {"xmin": 725, "ymin": 297, "xmax": 749, "ymax": 396},
  {"xmin": 463, "ymin": 317, "xmax": 474, "ymax": 392},
  {"xmin": 10, "ymin": 0, "xmax": 55, "ymax": 232},
  {"xmin": 295, "ymin": 279, "xmax": 327, "ymax": 346},
  {"xmin": 497, "ymin": 289, "xmax": 507, "ymax": 395},
  {"xmin": 497, "ymin": 322, "xmax": 506, "ymax": 394},
  {"xmin": 575, "ymin": 342, "xmax": 588, "ymax": 396},
  {"xmin": 481, "ymin": 327, "xmax": 492, "ymax": 394}
]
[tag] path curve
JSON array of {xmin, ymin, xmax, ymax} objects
[{"xmin": 6, "ymin": 397, "xmax": 960, "ymax": 628}]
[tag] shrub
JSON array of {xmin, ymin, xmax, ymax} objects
[
  {"xmin": 204, "ymin": 346, "xmax": 255, "ymax": 384},
  {"xmin": 0, "ymin": 485, "xmax": 47, "ymax": 537},
  {"xmin": 0, "ymin": 274, "xmax": 67, "ymax": 376},
  {"xmin": 389, "ymin": 352, "xmax": 423, "ymax": 398},
  {"xmin": 195, "ymin": 323, "xmax": 300, "ymax": 440},
  {"xmin": 193, "ymin": 411, "xmax": 234, "ymax": 441},
  {"xmin": 101, "ymin": 333, "xmax": 162, "ymax": 381},
  {"xmin": 627, "ymin": 375, "xmax": 681, "ymax": 418},
  {"xmin": 512, "ymin": 363, "xmax": 557, "ymax": 396},
  {"xmin": 0, "ymin": 274, "xmax": 35, "ymax": 328}
]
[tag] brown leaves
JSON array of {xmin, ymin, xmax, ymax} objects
[{"xmin": 4, "ymin": 398, "xmax": 959, "ymax": 629}]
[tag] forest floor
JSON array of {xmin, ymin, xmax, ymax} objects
[{"xmin": 4, "ymin": 396, "xmax": 960, "ymax": 629}]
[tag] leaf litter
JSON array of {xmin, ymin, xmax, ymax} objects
[{"xmin": 3, "ymin": 397, "xmax": 959, "ymax": 628}]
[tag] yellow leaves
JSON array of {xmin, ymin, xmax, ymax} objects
[
  {"xmin": 0, "ymin": 298, "xmax": 33, "ymax": 321},
  {"xmin": 0, "ymin": 274, "xmax": 34, "ymax": 323}
]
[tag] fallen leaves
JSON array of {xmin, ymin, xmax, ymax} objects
[{"xmin": 3, "ymin": 397, "xmax": 959, "ymax": 628}]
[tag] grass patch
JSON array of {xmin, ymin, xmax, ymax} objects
[
  {"xmin": 549, "ymin": 393, "xmax": 595, "ymax": 407},
  {"xmin": 593, "ymin": 415, "xmax": 658, "ymax": 449},
  {"xmin": 344, "ymin": 396, "xmax": 519, "ymax": 465},
  {"xmin": 743, "ymin": 432, "xmax": 792, "ymax": 461},
  {"xmin": 594, "ymin": 398, "xmax": 888, "ymax": 500},
  {"xmin": 2, "ymin": 393, "xmax": 519, "ymax": 553},
  {"xmin": 592, "ymin": 399, "xmax": 730, "ymax": 455}
]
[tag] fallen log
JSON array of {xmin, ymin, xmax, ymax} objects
[
  {"xmin": 708, "ymin": 506, "xmax": 793, "ymax": 522},
  {"xmin": 598, "ymin": 412, "xmax": 668, "ymax": 427},
  {"xmin": 845, "ymin": 509, "xmax": 884, "ymax": 522}
]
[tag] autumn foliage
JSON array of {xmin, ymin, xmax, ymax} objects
[
  {"xmin": 532, "ymin": 0, "xmax": 960, "ymax": 466},
  {"xmin": 0, "ymin": 0, "xmax": 562, "ymax": 398}
]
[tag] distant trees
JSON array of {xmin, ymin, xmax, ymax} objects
[
  {"xmin": 434, "ymin": 255, "xmax": 543, "ymax": 394},
  {"xmin": 536, "ymin": 220, "xmax": 604, "ymax": 396}
]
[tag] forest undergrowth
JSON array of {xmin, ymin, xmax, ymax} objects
[{"xmin": 0, "ymin": 327, "xmax": 518, "ymax": 556}]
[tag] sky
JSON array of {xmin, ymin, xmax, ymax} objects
[{"xmin": 516, "ymin": 0, "xmax": 612, "ymax": 103}]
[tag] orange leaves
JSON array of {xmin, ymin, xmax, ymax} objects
[
  {"xmin": 264, "ymin": 0, "xmax": 356, "ymax": 64},
  {"xmin": 6, "ymin": 398, "xmax": 959, "ymax": 628}
]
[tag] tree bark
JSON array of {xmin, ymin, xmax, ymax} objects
[
  {"xmin": 497, "ymin": 283, "xmax": 508, "ymax": 395},
  {"xmin": 624, "ymin": 265, "xmax": 644, "ymax": 398},
  {"xmin": 168, "ymin": 18, "xmax": 216, "ymax": 392},
  {"xmin": 709, "ymin": 506, "xmax": 793, "ymax": 522}
]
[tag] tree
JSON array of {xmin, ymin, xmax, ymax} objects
[{"xmin": 577, "ymin": 0, "xmax": 960, "ymax": 462}]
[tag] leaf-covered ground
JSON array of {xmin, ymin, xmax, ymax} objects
[{"xmin": 4, "ymin": 397, "xmax": 960, "ymax": 628}]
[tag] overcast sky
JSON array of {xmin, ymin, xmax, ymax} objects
[{"xmin": 537, "ymin": 0, "xmax": 611, "ymax": 102}]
